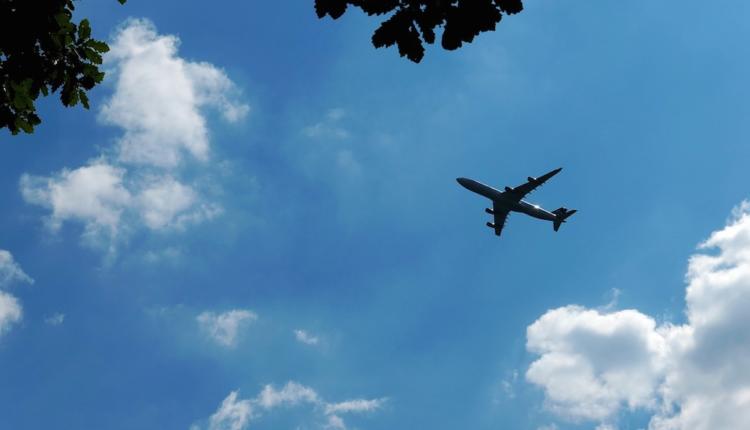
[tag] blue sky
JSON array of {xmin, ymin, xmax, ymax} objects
[{"xmin": 3, "ymin": 1, "xmax": 750, "ymax": 429}]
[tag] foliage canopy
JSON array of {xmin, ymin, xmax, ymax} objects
[
  {"xmin": 315, "ymin": 0, "xmax": 524, "ymax": 63},
  {"xmin": 0, "ymin": 0, "xmax": 126, "ymax": 135}
]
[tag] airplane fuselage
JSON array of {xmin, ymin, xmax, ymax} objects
[{"xmin": 456, "ymin": 177, "xmax": 556, "ymax": 221}]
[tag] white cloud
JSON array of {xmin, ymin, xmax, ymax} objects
[
  {"xmin": 20, "ymin": 165, "xmax": 217, "ymax": 245},
  {"xmin": 525, "ymin": 201, "xmax": 750, "ymax": 430},
  {"xmin": 256, "ymin": 381, "xmax": 319, "ymax": 409},
  {"xmin": 498, "ymin": 370, "xmax": 518, "ymax": 400},
  {"xmin": 302, "ymin": 108, "xmax": 349, "ymax": 140},
  {"xmin": 294, "ymin": 329, "xmax": 320, "ymax": 346},
  {"xmin": 298, "ymin": 108, "xmax": 368, "ymax": 183},
  {"xmin": 143, "ymin": 246, "xmax": 183, "ymax": 264},
  {"xmin": 335, "ymin": 149, "xmax": 362, "ymax": 176},
  {"xmin": 0, "ymin": 249, "xmax": 31, "ymax": 337},
  {"xmin": 20, "ymin": 19, "xmax": 246, "ymax": 254},
  {"xmin": 199, "ymin": 381, "xmax": 385, "ymax": 430},
  {"xmin": 197, "ymin": 309, "xmax": 257, "ymax": 347},
  {"xmin": 137, "ymin": 176, "xmax": 196, "ymax": 229},
  {"xmin": 0, "ymin": 249, "xmax": 33, "ymax": 287},
  {"xmin": 20, "ymin": 162, "xmax": 131, "ymax": 235},
  {"xmin": 526, "ymin": 306, "xmax": 666, "ymax": 421},
  {"xmin": 44, "ymin": 313, "xmax": 65, "ymax": 326},
  {"xmin": 325, "ymin": 414, "xmax": 346, "ymax": 430},
  {"xmin": 324, "ymin": 398, "xmax": 386, "ymax": 415},
  {"xmin": 0, "ymin": 291, "xmax": 22, "ymax": 336},
  {"xmin": 101, "ymin": 19, "xmax": 248, "ymax": 168},
  {"xmin": 209, "ymin": 391, "xmax": 254, "ymax": 430},
  {"xmin": 136, "ymin": 176, "xmax": 220, "ymax": 230}
]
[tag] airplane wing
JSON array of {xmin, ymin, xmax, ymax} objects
[
  {"xmin": 504, "ymin": 167, "xmax": 562, "ymax": 201},
  {"xmin": 491, "ymin": 201, "xmax": 510, "ymax": 236}
]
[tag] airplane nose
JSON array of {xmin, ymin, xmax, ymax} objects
[{"xmin": 456, "ymin": 177, "xmax": 475, "ymax": 190}]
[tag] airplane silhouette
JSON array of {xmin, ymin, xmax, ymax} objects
[{"xmin": 457, "ymin": 168, "xmax": 576, "ymax": 236}]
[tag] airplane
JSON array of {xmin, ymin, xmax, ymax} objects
[{"xmin": 456, "ymin": 167, "xmax": 576, "ymax": 236}]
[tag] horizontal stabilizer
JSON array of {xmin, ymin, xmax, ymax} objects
[{"xmin": 552, "ymin": 207, "xmax": 577, "ymax": 232}]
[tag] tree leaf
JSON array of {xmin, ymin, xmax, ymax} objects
[
  {"xmin": 316, "ymin": 0, "xmax": 523, "ymax": 63},
  {"xmin": 354, "ymin": 0, "xmax": 400, "ymax": 16},
  {"xmin": 79, "ymin": 19, "xmax": 92, "ymax": 40},
  {"xmin": 87, "ymin": 40, "xmax": 110, "ymax": 53},
  {"xmin": 495, "ymin": 0, "xmax": 523, "ymax": 14},
  {"xmin": 315, "ymin": 0, "xmax": 348, "ymax": 19},
  {"xmin": 79, "ymin": 90, "xmax": 90, "ymax": 109},
  {"xmin": 14, "ymin": 118, "xmax": 33, "ymax": 134},
  {"xmin": 84, "ymin": 48, "xmax": 103, "ymax": 65}
]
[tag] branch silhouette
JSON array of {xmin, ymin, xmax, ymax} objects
[
  {"xmin": 0, "ymin": 0, "xmax": 126, "ymax": 135},
  {"xmin": 315, "ymin": 0, "xmax": 523, "ymax": 63}
]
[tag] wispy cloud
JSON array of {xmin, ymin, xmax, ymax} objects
[
  {"xmin": 0, "ymin": 249, "xmax": 31, "ymax": 337},
  {"xmin": 298, "ymin": 108, "xmax": 364, "ymax": 178},
  {"xmin": 302, "ymin": 108, "xmax": 350, "ymax": 140},
  {"xmin": 208, "ymin": 391, "xmax": 254, "ymax": 430},
  {"xmin": 526, "ymin": 200, "xmax": 750, "ymax": 429},
  {"xmin": 44, "ymin": 313, "xmax": 65, "ymax": 326},
  {"xmin": 324, "ymin": 398, "xmax": 385, "ymax": 415},
  {"xmin": 498, "ymin": 370, "xmax": 518, "ymax": 401},
  {"xmin": 0, "ymin": 291, "xmax": 22, "ymax": 336},
  {"xmin": 0, "ymin": 250, "xmax": 33, "ymax": 287},
  {"xmin": 255, "ymin": 381, "xmax": 319, "ymax": 409},
  {"xmin": 197, "ymin": 309, "xmax": 258, "ymax": 347},
  {"xmin": 200, "ymin": 381, "xmax": 386, "ymax": 430},
  {"xmin": 293, "ymin": 329, "xmax": 320, "ymax": 346}
]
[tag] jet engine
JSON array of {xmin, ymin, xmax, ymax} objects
[
  {"xmin": 528, "ymin": 176, "xmax": 536, "ymax": 182},
  {"xmin": 486, "ymin": 222, "xmax": 495, "ymax": 228},
  {"xmin": 485, "ymin": 208, "xmax": 494, "ymax": 215},
  {"xmin": 504, "ymin": 186, "xmax": 513, "ymax": 192}
]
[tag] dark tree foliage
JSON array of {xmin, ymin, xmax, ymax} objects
[
  {"xmin": 315, "ymin": 0, "xmax": 523, "ymax": 63},
  {"xmin": 0, "ymin": 0, "xmax": 126, "ymax": 135}
]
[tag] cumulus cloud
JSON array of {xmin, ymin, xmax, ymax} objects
[
  {"xmin": 20, "ymin": 19, "xmax": 245, "ymax": 254},
  {"xmin": 525, "ymin": 201, "xmax": 750, "ymax": 429},
  {"xmin": 20, "ymin": 165, "xmax": 218, "ymax": 247},
  {"xmin": 101, "ymin": 19, "xmax": 248, "ymax": 168},
  {"xmin": 526, "ymin": 306, "xmax": 667, "ymax": 421},
  {"xmin": 20, "ymin": 162, "xmax": 131, "ymax": 235},
  {"xmin": 197, "ymin": 309, "xmax": 258, "ymax": 347},
  {"xmin": 201, "ymin": 381, "xmax": 385, "ymax": 430},
  {"xmin": 136, "ymin": 176, "xmax": 221, "ymax": 230},
  {"xmin": 293, "ymin": 329, "xmax": 320, "ymax": 346}
]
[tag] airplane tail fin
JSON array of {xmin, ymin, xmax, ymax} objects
[{"xmin": 552, "ymin": 207, "xmax": 577, "ymax": 232}]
